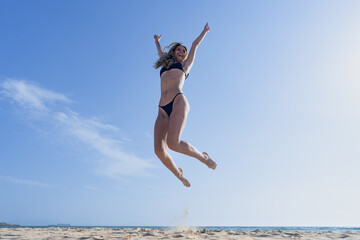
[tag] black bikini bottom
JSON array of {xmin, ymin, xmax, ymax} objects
[{"xmin": 159, "ymin": 93, "xmax": 183, "ymax": 117}]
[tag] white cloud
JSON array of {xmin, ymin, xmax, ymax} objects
[
  {"xmin": 1, "ymin": 79, "xmax": 155, "ymax": 178},
  {"xmin": 0, "ymin": 176, "xmax": 50, "ymax": 187},
  {"xmin": 1, "ymin": 79, "xmax": 70, "ymax": 111}
]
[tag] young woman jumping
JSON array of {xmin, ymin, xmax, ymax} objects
[{"xmin": 153, "ymin": 23, "xmax": 217, "ymax": 187}]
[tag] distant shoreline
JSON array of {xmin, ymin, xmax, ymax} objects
[
  {"xmin": 0, "ymin": 222, "xmax": 20, "ymax": 227},
  {"xmin": 1, "ymin": 226, "xmax": 360, "ymax": 232}
]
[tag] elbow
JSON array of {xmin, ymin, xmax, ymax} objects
[{"xmin": 192, "ymin": 41, "xmax": 199, "ymax": 48}]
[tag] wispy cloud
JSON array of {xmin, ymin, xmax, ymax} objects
[
  {"xmin": 145, "ymin": 132, "xmax": 152, "ymax": 139},
  {"xmin": 84, "ymin": 185, "xmax": 99, "ymax": 191},
  {"xmin": 122, "ymin": 137, "xmax": 133, "ymax": 142},
  {"xmin": 0, "ymin": 176, "xmax": 50, "ymax": 187},
  {"xmin": 1, "ymin": 78, "xmax": 155, "ymax": 178},
  {"xmin": 1, "ymin": 79, "xmax": 70, "ymax": 111}
]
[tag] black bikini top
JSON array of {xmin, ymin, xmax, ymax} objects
[{"xmin": 160, "ymin": 62, "xmax": 189, "ymax": 79}]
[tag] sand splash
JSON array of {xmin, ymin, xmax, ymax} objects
[{"xmin": 172, "ymin": 209, "xmax": 197, "ymax": 233}]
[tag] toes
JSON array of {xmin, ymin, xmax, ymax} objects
[
  {"xmin": 203, "ymin": 152, "xmax": 217, "ymax": 170},
  {"xmin": 178, "ymin": 168, "xmax": 190, "ymax": 187},
  {"xmin": 183, "ymin": 180, "xmax": 191, "ymax": 187},
  {"xmin": 181, "ymin": 176, "xmax": 191, "ymax": 187}
]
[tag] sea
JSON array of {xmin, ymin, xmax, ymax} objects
[{"xmin": 1, "ymin": 226, "xmax": 360, "ymax": 232}]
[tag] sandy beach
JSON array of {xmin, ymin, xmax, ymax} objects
[{"xmin": 1, "ymin": 227, "xmax": 360, "ymax": 240}]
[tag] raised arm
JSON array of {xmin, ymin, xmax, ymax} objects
[
  {"xmin": 183, "ymin": 23, "xmax": 210, "ymax": 73},
  {"xmin": 154, "ymin": 34, "xmax": 165, "ymax": 58}
]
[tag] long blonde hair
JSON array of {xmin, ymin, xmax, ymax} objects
[{"xmin": 154, "ymin": 42, "xmax": 188, "ymax": 69}]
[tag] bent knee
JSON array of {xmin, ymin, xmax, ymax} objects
[
  {"xmin": 167, "ymin": 138, "xmax": 180, "ymax": 151},
  {"xmin": 154, "ymin": 146, "xmax": 167, "ymax": 158}
]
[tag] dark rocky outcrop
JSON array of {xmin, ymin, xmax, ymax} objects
[{"xmin": 0, "ymin": 222, "xmax": 20, "ymax": 226}]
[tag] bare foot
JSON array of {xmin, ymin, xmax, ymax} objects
[
  {"xmin": 203, "ymin": 152, "xmax": 217, "ymax": 170},
  {"xmin": 178, "ymin": 168, "xmax": 191, "ymax": 187}
]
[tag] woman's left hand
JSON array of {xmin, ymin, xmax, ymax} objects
[{"xmin": 204, "ymin": 23, "xmax": 210, "ymax": 33}]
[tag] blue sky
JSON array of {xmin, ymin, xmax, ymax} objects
[{"xmin": 1, "ymin": 0, "xmax": 360, "ymax": 226}]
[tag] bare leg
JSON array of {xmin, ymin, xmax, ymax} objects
[
  {"xmin": 167, "ymin": 95, "xmax": 217, "ymax": 170},
  {"xmin": 154, "ymin": 110, "xmax": 190, "ymax": 187}
]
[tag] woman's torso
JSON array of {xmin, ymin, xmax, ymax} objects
[{"xmin": 159, "ymin": 63, "xmax": 187, "ymax": 106}]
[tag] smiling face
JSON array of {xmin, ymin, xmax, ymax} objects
[{"xmin": 174, "ymin": 45, "xmax": 187, "ymax": 62}]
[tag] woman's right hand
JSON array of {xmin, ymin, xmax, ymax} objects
[{"xmin": 154, "ymin": 34, "xmax": 162, "ymax": 42}]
